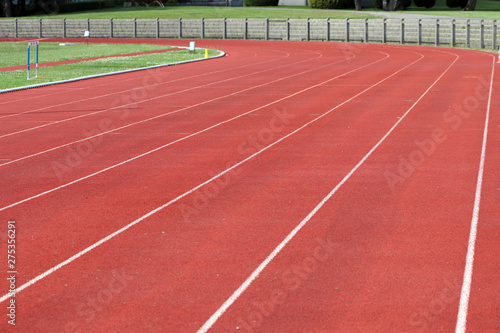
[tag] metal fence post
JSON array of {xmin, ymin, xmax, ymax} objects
[
  {"xmin": 39, "ymin": 19, "xmax": 42, "ymax": 38},
  {"xmin": 418, "ymin": 19, "xmax": 422, "ymax": 45},
  {"xmin": 400, "ymin": 18, "xmax": 404, "ymax": 44},
  {"xmin": 307, "ymin": 17, "xmax": 310, "ymax": 41},
  {"xmin": 179, "ymin": 18, "xmax": 182, "ymax": 39},
  {"xmin": 364, "ymin": 18, "xmax": 368, "ymax": 43},
  {"xmin": 110, "ymin": 18, "xmax": 113, "ymax": 38},
  {"xmin": 265, "ymin": 18, "xmax": 269, "ymax": 40},
  {"xmin": 451, "ymin": 19, "xmax": 455, "ymax": 47},
  {"xmin": 223, "ymin": 18, "xmax": 227, "ymax": 39},
  {"xmin": 345, "ymin": 18, "xmax": 349, "ymax": 42},
  {"xmin": 435, "ymin": 19, "xmax": 439, "ymax": 46},
  {"xmin": 480, "ymin": 19, "xmax": 484, "ymax": 48},
  {"xmin": 326, "ymin": 18, "xmax": 330, "ymax": 42},
  {"xmin": 286, "ymin": 18, "xmax": 290, "ymax": 41},
  {"xmin": 156, "ymin": 18, "xmax": 160, "ymax": 38},
  {"xmin": 466, "ymin": 19, "xmax": 470, "ymax": 48},
  {"xmin": 14, "ymin": 18, "xmax": 18, "ymax": 38},
  {"xmin": 493, "ymin": 20, "xmax": 497, "ymax": 50},
  {"xmin": 63, "ymin": 18, "xmax": 66, "ymax": 38},
  {"xmin": 201, "ymin": 18, "xmax": 204, "ymax": 39},
  {"xmin": 87, "ymin": 18, "xmax": 90, "ymax": 33},
  {"xmin": 244, "ymin": 18, "xmax": 247, "ymax": 40},
  {"xmin": 382, "ymin": 18, "xmax": 386, "ymax": 43}
]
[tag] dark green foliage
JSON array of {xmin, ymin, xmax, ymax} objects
[
  {"xmin": 243, "ymin": 0, "xmax": 279, "ymax": 6},
  {"xmin": 446, "ymin": 0, "xmax": 467, "ymax": 8},
  {"xmin": 58, "ymin": 0, "xmax": 114, "ymax": 13},
  {"xmin": 414, "ymin": 0, "xmax": 434, "ymax": 7},
  {"xmin": 310, "ymin": 0, "xmax": 353, "ymax": 9}
]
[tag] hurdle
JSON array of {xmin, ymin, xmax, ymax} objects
[{"xmin": 27, "ymin": 41, "xmax": 39, "ymax": 80}]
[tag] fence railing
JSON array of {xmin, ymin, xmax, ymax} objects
[{"xmin": 0, "ymin": 18, "xmax": 498, "ymax": 49}]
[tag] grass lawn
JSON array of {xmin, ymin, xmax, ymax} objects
[
  {"xmin": 0, "ymin": 42, "xmax": 220, "ymax": 90},
  {"xmin": 3, "ymin": 0, "xmax": 499, "ymax": 20},
  {"xmin": 0, "ymin": 42, "xmax": 173, "ymax": 67},
  {"xmin": 372, "ymin": 0, "xmax": 500, "ymax": 19},
  {"xmin": 11, "ymin": 6, "xmax": 377, "ymax": 20}
]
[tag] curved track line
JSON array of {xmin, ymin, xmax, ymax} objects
[
  {"xmin": 0, "ymin": 50, "xmax": 408, "ymax": 304},
  {"xmin": 197, "ymin": 51, "xmax": 459, "ymax": 333},
  {"xmin": 0, "ymin": 50, "xmax": 348, "ymax": 167},
  {"xmin": 0, "ymin": 51, "xmax": 386, "ymax": 210},
  {"xmin": 0, "ymin": 47, "xmax": 292, "ymax": 119},
  {"xmin": 0, "ymin": 52, "xmax": 308, "ymax": 139},
  {"xmin": 455, "ymin": 55, "xmax": 496, "ymax": 333}
]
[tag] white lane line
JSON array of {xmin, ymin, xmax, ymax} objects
[
  {"xmin": 197, "ymin": 52, "xmax": 459, "ymax": 333},
  {"xmin": 0, "ymin": 51, "xmax": 354, "ymax": 168},
  {"xmin": 0, "ymin": 51, "xmax": 382, "ymax": 210},
  {"xmin": 0, "ymin": 55, "xmax": 305, "ymax": 139},
  {"xmin": 0, "ymin": 50, "xmax": 401, "ymax": 304},
  {"xmin": 455, "ymin": 56, "xmax": 496, "ymax": 333},
  {"xmin": 0, "ymin": 49, "xmax": 290, "ymax": 112}
]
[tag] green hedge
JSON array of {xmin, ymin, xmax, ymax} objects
[
  {"xmin": 58, "ymin": 1, "xmax": 113, "ymax": 13},
  {"xmin": 414, "ymin": 0, "xmax": 435, "ymax": 7},
  {"xmin": 243, "ymin": 0, "xmax": 279, "ymax": 5},
  {"xmin": 446, "ymin": 0, "xmax": 467, "ymax": 8},
  {"xmin": 310, "ymin": 0, "xmax": 353, "ymax": 9}
]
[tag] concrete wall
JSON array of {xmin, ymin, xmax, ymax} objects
[{"xmin": 1, "ymin": 18, "xmax": 497, "ymax": 50}]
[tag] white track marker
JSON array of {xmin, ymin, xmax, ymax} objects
[
  {"xmin": 0, "ymin": 50, "xmax": 288, "ymax": 113},
  {"xmin": 0, "ymin": 50, "xmax": 413, "ymax": 304},
  {"xmin": 455, "ymin": 57, "xmax": 496, "ymax": 333},
  {"xmin": 0, "ymin": 52, "xmax": 344, "ymax": 167},
  {"xmin": 0, "ymin": 52, "xmax": 385, "ymax": 214},
  {"xmin": 197, "ymin": 53, "xmax": 459, "ymax": 333},
  {"xmin": 0, "ymin": 54, "xmax": 307, "ymax": 139}
]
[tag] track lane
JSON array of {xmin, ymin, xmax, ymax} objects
[
  {"xmin": 0, "ymin": 44, "xmax": 426, "ymax": 332},
  {"xmin": 0, "ymin": 41, "xmax": 496, "ymax": 333}
]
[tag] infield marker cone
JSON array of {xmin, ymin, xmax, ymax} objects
[{"xmin": 205, "ymin": 49, "xmax": 209, "ymax": 59}]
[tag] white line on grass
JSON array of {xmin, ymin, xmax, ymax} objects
[
  {"xmin": 455, "ymin": 56, "xmax": 495, "ymax": 333},
  {"xmin": 197, "ymin": 52, "xmax": 459, "ymax": 333},
  {"xmin": 0, "ymin": 49, "xmax": 405, "ymax": 303}
]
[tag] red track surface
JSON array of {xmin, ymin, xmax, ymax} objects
[{"xmin": 0, "ymin": 38, "xmax": 498, "ymax": 333}]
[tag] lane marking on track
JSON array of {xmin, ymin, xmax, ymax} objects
[
  {"xmin": 0, "ymin": 54, "xmax": 306, "ymax": 139},
  {"xmin": 0, "ymin": 55, "xmax": 278, "ymax": 108},
  {"xmin": 197, "ymin": 52, "xmax": 459, "ymax": 333},
  {"xmin": 0, "ymin": 49, "xmax": 422, "ymax": 305},
  {"xmin": 0, "ymin": 49, "xmax": 292, "ymax": 120},
  {"xmin": 455, "ymin": 55, "xmax": 496, "ymax": 333},
  {"xmin": 0, "ymin": 51, "xmax": 358, "ymax": 167},
  {"xmin": 0, "ymin": 51, "xmax": 383, "ymax": 210}
]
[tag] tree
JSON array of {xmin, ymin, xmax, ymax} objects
[
  {"xmin": 464, "ymin": 0, "xmax": 477, "ymax": 10},
  {"xmin": 354, "ymin": 0, "xmax": 362, "ymax": 10},
  {"xmin": 17, "ymin": 0, "xmax": 26, "ymax": 16},
  {"xmin": 1, "ymin": 0, "xmax": 12, "ymax": 17}
]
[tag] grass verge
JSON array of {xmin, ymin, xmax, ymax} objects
[
  {"xmin": 0, "ymin": 42, "xmax": 174, "ymax": 67},
  {"xmin": 0, "ymin": 47, "xmax": 220, "ymax": 90},
  {"xmin": 10, "ymin": 6, "xmax": 377, "ymax": 20}
]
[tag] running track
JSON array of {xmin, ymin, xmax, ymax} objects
[{"xmin": 0, "ymin": 38, "xmax": 498, "ymax": 333}]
